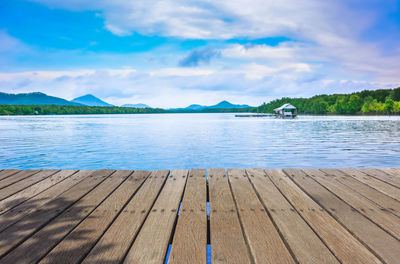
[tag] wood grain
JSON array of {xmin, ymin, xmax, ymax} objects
[
  {"xmin": 123, "ymin": 169, "xmax": 188, "ymax": 264},
  {"xmin": 168, "ymin": 169, "xmax": 207, "ymax": 264},
  {"xmin": 81, "ymin": 170, "xmax": 169, "ymax": 264},
  {"xmin": 0, "ymin": 169, "xmax": 115, "ymax": 258},
  {"xmin": 275, "ymin": 169, "xmax": 382, "ymax": 264},
  {"xmin": 228, "ymin": 168, "xmax": 295, "ymax": 264},
  {"xmin": 247, "ymin": 168, "xmax": 339, "ymax": 264},
  {"xmin": 1, "ymin": 170, "xmax": 130, "ymax": 264},
  {"xmin": 40, "ymin": 170, "xmax": 149, "ymax": 264},
  {"xmin": 321, "ymin": 168, "xmax": 400, "ymax": 218},
  {"xmin": 209, "ymin": 168, "xmax": 252, "ymax": 264}
]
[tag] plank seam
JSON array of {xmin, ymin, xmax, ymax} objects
[
  {"xmin": 162, "ymin": 170, "xmax": 189, "ymax": 264},
  {"xmin": 0, "ymin": 170, "xmax": 21, "ymax": 183},
  {"xmin": 319, "ymin": 169, "xmax": 400, "ymax": 219},
  {"xmin": 307, "ymin": 170, "xmax": 400, "ymax": 242},
  {"xmin": 0, "ymin": 170, "xmax": 61, "ymax": 202},
  {"xmin": 119, "ymin": 170, "xmax": 171, "ymax": 264},
  {"xmin": 0, "ymin": 170, "xmax": 117, "ymax": 259},
  {"xmin": 0, "ymin": 170, "xmax": 79, "ymax": 216},
  {"xmin": 246, "ymin": 170, "xmax": 300, "ymax": 264},
  {"xmin": 339, "ymin": 169, "xmax": 400, "ymax": 203},
  {"xmin": 359, "ymin": 170, "xmax": 400, "ymax": 190},
  {"xmin": 227, "ymin": 170, "xmax": 256, "ymax": 264},
  {"xmin": 265, "ymin": 170, "xmax": 343, "ymax": 264},
  {"xmin": 36, "ymin": 170, "xmax": 135, "ymax": 263},
  {"xmin": 76, "ymin": 171, "xmax": 152, "ymax": 263},
  {"xmin": 284, "ymin": 170, "xmax": 386, "ymax": 263},
  {"xmin": 0, "ymin": 170, "xmax": 42, "ymax": 190}
]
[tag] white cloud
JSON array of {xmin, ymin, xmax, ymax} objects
[
  {"xmin": 1, "ymin": 66, "xmax": 397, "ymax": 108},
  {"xmin": 31, "ymin": 0, "xmax": 347, "ymax": 40},
  {"xmin": 29, "ymin": 0, "xmax": 400, "ymax": 82}
]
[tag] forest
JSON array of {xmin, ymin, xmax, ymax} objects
[
  {"xmin": 1, "ymin": 87, "xmax": 400, "ymax": 115},
  {"xmin": 257, "ymin": 87, "xmax": 400, "ymax": 114},
  {"xmin": 0, "ymin": 105, "xmax": 166, "ymax": 115}
]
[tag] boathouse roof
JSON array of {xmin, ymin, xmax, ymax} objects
[{"xmin": 274, "ymin": 103, "xmax": 296, "ymax": 111}]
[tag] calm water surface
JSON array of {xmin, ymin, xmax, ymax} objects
[{"xmin": 0, "ymin": 114, "xmax": 399, "ymax": 169}]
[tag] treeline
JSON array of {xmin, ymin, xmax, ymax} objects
[
  {"xmin": 257, "ymin": 87, "xmax": 400, "ymax": 114},
  {"xmin": 168, "ymin": 107, "xmax": 256, "ymax": 113},
  {"xmin": 0, "ymin": 104, "xmax": 166, "ymax": 115}
]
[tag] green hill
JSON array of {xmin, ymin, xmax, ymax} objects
[
  {"xmin": 257, "ymin": 87, "xmax": 400, "ymax": 114},
  {"xmin": 0, "ymin": 92, "xmax": 83, "ymax": 106}
]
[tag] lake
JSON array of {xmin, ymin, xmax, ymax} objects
[{"xmin": 0, "ymin": 113, "xmax": 399, "ymax": 169}]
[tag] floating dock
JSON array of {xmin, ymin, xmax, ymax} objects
[
  {"xmin": 235, "ymin": 113, "xmax": 274, "ymax": 117},
  {"xmin": 0, "ymin": 168, "xmax": 399, "ymax": 263}
]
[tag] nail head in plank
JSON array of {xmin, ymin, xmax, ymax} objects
[
  {"xmin": 0, "ymin": 170, "xmax": 21, "ymax": 181},
  {"xmin": 168, "ymin": 169, "xmax": 207, "ymax": 264},
  {"xmin": 0, "ymin": 169, "xmax": 115, "ymax": 258},
  {"xmin": 284, "ymin": 168, "xmax": 397, "ymax": 264},
  {"xmin": 228, "ymin": 168, "xmax": 295, "ymax": 264},
  {"xmin": 305, "ymin": 169, "xmax": 400, "ymax": 240},
  {"xmin": 0, "ymin": 170, "xmax": 59, "ymax": 201},
  {"xmin": 0, "ymin": 170, "xmax": 129, "ymax": 264},
  {"xmin": 359, "ymin": 168, "xmax": 400, "ymax": 189},
  {"xmin": 0, "ymin": 170, "xmax": 77, "ymax": 214},
  {"xmin": 341, "ymin": 168, "xmax": 400, "ymax": 201},
  {"xmin": 0, "ymin": 170, "xmax": 41, "ymax": 190},
  {"xmin": 81, "ymin": 169, "xmax": 169, "ymax": 264},
  {"xmin": 275, "ymin": 169, "xmax": 382, "ymax": 264},
  {"xmin": 123, "ymin": 169, "xmax": 188, "ymax": 264},
  {"xmin": 40, "ymin": 170, "xmax": 149, "ymax": 264},
  {"xmin": 209, "ymin": 168, "xmax": 252, "ymax": 264},
  {"xmin": 247, "ymin": 168, "xmax": 339, "ymax": 264},
  {"xmin": 321, "ymin": 169, "xmax": 400, "ymax": 218},
  {"xmin": 0, "ymin": 170, "xmax": 93, "ymax": 232}
]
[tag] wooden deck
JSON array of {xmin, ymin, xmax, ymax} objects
[{"xmin": 0, "ymin": 168, "xmax": 399, "ymax": 263}]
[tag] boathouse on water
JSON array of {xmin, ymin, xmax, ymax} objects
[{"xmin": 274, "ymin": 103, "xmax": 297, "ymax": 118}]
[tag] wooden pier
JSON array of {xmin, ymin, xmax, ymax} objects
[{"xmin": 0, "ymin": 168, "xmax": 399, "ymax": 263}]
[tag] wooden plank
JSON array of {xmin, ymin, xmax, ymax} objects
[
  {"xmin": 123, "ymin": 169, "xmax": 188, "ymax": 264},
  {"xmin": 246, "ymin": 168, "xmax": 339, "ymax": 264},
  {"xmin": 0, "ymin": 169, "xmax": 59, "ymax": 201},
  {"xmin": 81, "ymin": 170, "xmax": 169, "ymax": 264},
  {"xmin": 304, "ymin": 169, "xmax": 400, "ymax": 240},
  {"xmin": 228, "ymin": 168, "xmax": 295, "ymax": 264},
  {"xmin": 379, "ymin": 168, "xmax": 400, "ymax": 177},
  {"xmin": 320, "ymin": 169, "xmax": 400, "ymax": 218},
  {"xmin": 0, "ymin": 170, "xmax": 130, "ymax": 264},
  {"xmin": 0, "ymin": 170, "xmax": 93, "ymax": 232},
  {"xmin": 0, "ymin": 170, "xmax": 20, "ymax": 181},
  {"xmin": 360, "ymin": 168, "xmax": 400, "ymax": 188},
  {"xmin": 341, "ymin": 168, "xmax": 400, "ymax": 201},
  {"xmin": 282, "ymin": 169, "xmax": 397, "ymax": 264},
  {"xmin": 0, "ymin": 170, "xmax": 77, "ymax": 214},
  {"xmin": 0, "ymin": 169, "xmax": 115, "ymax": 258},
  {"xmin": 0, "ymin": 170, "xmax": 41, "ymax": 189},
  {"xmin": 168, "ymin": 169, "xmax": 207, "ymax": 264},
  {"xmin": 39, "ymin": 170, "xmax": 149, "ymax": 264},
  {"xmin": 273, "ymin": 169, "xmax": 382, "ymax": 264},
  {"xmin": 208, "ymin": 168, "xmax": 252, "ymax": 264}
]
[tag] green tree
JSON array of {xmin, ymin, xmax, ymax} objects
[
  {"xmin": 384, "ymin": 98, "xmax": 394, "ymax": 112},
  {"xmin": 311, "ymin": 100, "xmax": 328, "ymax": 114},
  {"xmin": 348, "ymin": 94, "xmax": 363, "ymax": 113}
]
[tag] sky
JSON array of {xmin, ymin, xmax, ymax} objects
[{"xmin": 0, "ymin": 0, "xmax": 399, "ymax": 107}]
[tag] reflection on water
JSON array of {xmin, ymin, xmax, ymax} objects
[{"xmin": 0, "ymin": 114, "xmax": 399, "ymax": 169}]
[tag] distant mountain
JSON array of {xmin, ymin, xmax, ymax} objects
[
  {"xmin": 184, "ymin": 104, "xmax": 207, "ymax": 110},
  {"xmin": 171, "ymin": 100, "xmax": 251, "ymax": 111},
  {"xmin": 208, "ymin": 100, "xmax": 250, "ymax": 109},
  {"xmin": 71, "ymin": 94, "xmax": 113, "ymax": 107},
  {"xmin": 121, "ymin": 103, "xmax": 151, "ymax": 108},
  {"xmin": 0, "ymin": 92, "xmax": 83, "ymax": 106}
]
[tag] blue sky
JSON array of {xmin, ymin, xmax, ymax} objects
[{"xmin": 0, "ymin": 0, "xmax": 399, "ymax": 107}]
